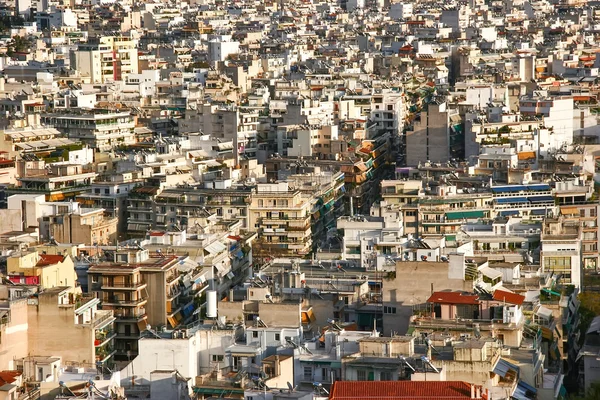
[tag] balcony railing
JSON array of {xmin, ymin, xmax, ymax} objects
[
  {"xmin": 101, "ymin": 280, "xmax": 146, "ymax": 290},
  {"xmin": 103, "ymin": 297, "xmax": 147, "ymax": 306}
]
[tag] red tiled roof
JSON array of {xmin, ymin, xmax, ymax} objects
[
  {"xmin": 329, "ymin": 381, "xmax": 486, "ymax": 400},
  {"xmin": 427, "ymin": 291, "xmax": 480, "ymax": 305},
  {"xmin": 493, "ymin": 289, "xmax": 525, "ymax": 306},
  {"xmin": 0, "ymin": 370, "xmax": 21, "ymax": 386},
  {"xmin": 37, "ymin": 254, "xmax": 65, "ymax": 267}
]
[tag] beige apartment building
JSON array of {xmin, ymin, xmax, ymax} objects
[
  {"xmin": 0, "ymin": 287, "xmax": 29, "ymax": 370},
  {"xmin": 71, "ymin": 36, "xmax": 139, "ymax": 83},
  {"xmin": 7, "ymin": 251, "xmax": 78, "ymax": 289},
  {"xmin": 88, "ymin": 254, "xmax": 190, "ymax": 362},
  {"xmin": 88, "ymin": 262, "xmax": 148, "ymax": 362},
  {"xmin": 249, "ymin": 182, "xmax": 312, "ymax": 257},
  {"xmin": 49, "ymin": 208, "xmax": 118, "ymax": 246},
  {"xmin": 28, "ymin": 287, "xmax": 116, "ymax": 369}
]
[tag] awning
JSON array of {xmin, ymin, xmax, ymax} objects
[
  {"xmin": 496, "ymin": 197, "xmax": 528, "ymax": 204},
  {"xmin": 182, "ymin": 303, "xmax": 195, "ymax": 317},
  {"xmin": 518, "ymin": 151, "xmax": 536, "ymax": 160},
  {"xmin": 528, "ymin": 196, "xmax": 554, "ymax": 203},
  {"xmin": 205, "ymin": 241, "xmax": 226, "ymax": 255},
  {"xmin": 137, "ymin": 319, "xmax": 148, "ymax": 331},
  {"xmin": 302, "ymin": 308, "xmax": 316, "ymax": 324},
  {"xmin": 493, "ymin": 358, "xmax": 520, "ymax": 378},
  {"xmin": 512, "ymin": 380, "xmax": 537, "ymax": 400},
  {"xmin": 560, "ymin": 207, "xmax": 579, "ymax": 215},
  {"xmin": 480, "ymin": 266, "xmax": 502, "ymax": 280},
  {"xmin": 535, "ymin": 305, "xmax": 553, "ymax": 320},
  {"xmin": 445, "ymin": 210, "xmax": 485, "ymax": 220}
]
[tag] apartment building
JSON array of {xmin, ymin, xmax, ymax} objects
[
  {"xmin": 7, "ymin": 251, "xmax": 78, "ymax": 289},
  {"xmin": 249, "ymin": 182, "xmax": 312, "ymax": 257},
  {"xmin": 9, "ymin": 162, "xmax": 97, "ymax": 202},
  {"xmin": 152, "ymin": 186, "xmax": 252, "ymax": 231},
  {"xmin": 40, "ymin": 110, "xmax": 136, "ymax": 151},
  {"xmin": 87, "ymin": 263, "xmax": 149, "ymax": 362},
  {"xmin": 518, "ymin": 94, "xmax": 574, "ymax": 153},
  {"xmin": 0, "ymin": 286, "xmax": 30, "ymax": 370},
  {"xmin": 541, "ymin": 217, "xmax": 583, "ymax": 288},
  {"xmin": 71, "ymin": 36, "xmax": 139, "ymax": 83},
  {"xmin": 48, "ymin": 207, "xmax": 118, "ymax": 246},
  {"xmin": 27, "ymin": 287, "xmax": 116, "ymax": 369},
  {"xmin": 405, "ymin": 100, "xmax": 461, "ymax": 166}
]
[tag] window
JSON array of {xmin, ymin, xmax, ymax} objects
[
  {"xmin": 544, "ymin": 257, "xmax": 571, "ymax": 269},
  {"xmin": 380, "ymin": 371, "xmax": 392, "ymax": 381},
  {"xmin": 384, "ymin": 306, "xmax": 397, "ymax": 314},
  {"xmin": 252, "ymin": 331, "xmax": 258, "ymax": 338},
  {"xmin": 303, "ymin": 366, "xmax": 312, "ymax": 381},
  {"xmin": 91, "ymin": 275, "xmax": 99, "ymax": 283},
  {"xmin": 581, "ymin": 209, "xmax": 586, "ymax": 217},
  {"xmin": 357, "ymin": 370, "xmax": 367, "ymax": 381},
  {"xmin": 275, "ymin": 333, "xmax": 280, "ymax": 341},
  {"xmin": 212, "ymin": 354, "xmax": 224, "ymax": 362}
]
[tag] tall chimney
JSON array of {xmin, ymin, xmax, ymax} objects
[
  {"xmin": 476, "ymin": 386, "xmax": 481, "ymax": 399},
  {"xmin": 470, "ymin": 384, "xmax": 475, "ymax": 399}
]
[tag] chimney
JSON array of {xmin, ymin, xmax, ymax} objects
[
  {"xmin": 470, "ymin": 384, "xmax": 475, "ymax": 399},
  {"xmin": 476, "ymin": 386, "xmax": 481, "ymax": 399},
  {"xmin": 274, "ymin": 355, "xmax": 280, "ymax": 377}
]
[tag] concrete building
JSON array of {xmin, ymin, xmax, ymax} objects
[
  {"xmin": 40, "ymin": 110, "xmax": 136, "ymax": 152},
  {"xmin": 49, "ymin": 208, "xmax": 118, "ymax": 246},
  {"xmin": 71, "ymin": 36, "xmax": 139, "ymax": 83},
  {"xmin": 249, "ymin": 182, "xmax": 313, "ymax": 257},
  {"xmin": 7, "ymin": 251, "xmax": 78, "ymax": 289},
  {"xmin": 27, "ymin": 286, "xmax": 116, "ymax": 369},
  {"xmin": 405, "ymin": 100, "xmax": 461, "ymax": 166},
  {"xmin": 87, "ymin": 262, "xmax": 149, "ymax": 362}
]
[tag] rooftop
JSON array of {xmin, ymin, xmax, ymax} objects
[{"xmin": 329, "ymin": 381, "xmax": 487, "ymax": 400}]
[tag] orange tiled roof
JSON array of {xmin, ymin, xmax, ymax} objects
[{"xmin": 330, "ymin": 381, "xmax": 487, "ymax": 400}]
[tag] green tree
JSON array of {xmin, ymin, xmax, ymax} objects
[{"xmin": 570, "ymin": 382, "xmax": 600, "ymax": 400}]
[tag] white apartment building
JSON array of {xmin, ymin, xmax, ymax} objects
[{"xmin": 71, "ymin": 36, "xmax": 139, "ymax": 83}]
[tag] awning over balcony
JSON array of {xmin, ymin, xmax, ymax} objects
[
  {"xmin": 512, "ymin": 379, "xmax": 537, "ymax": 400},
  {"xmin": 445, "ymin": 210, "xmax": 485, "ymax": 220},
  {"xmin": 480, "ymin": 266, "xmax": 502, "ymax": 280},
  {"xmin": 492, "ymin": 358, "xmax": 519, "ymax": 378}
]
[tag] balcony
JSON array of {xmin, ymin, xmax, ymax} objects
[
  {"xmin": 95, "ymin": 330, "xmax": 117, "ymax": 347},
  {"xmin": 115, "ymin": 310, "xmax": 147, "ymax": 322},
  {"xmin": 101, "ymin": 280, "xmax": 147, "ymax": 291},
  {"xmin": 103, "ymin": 297, "xmax": 148, "ymax": 307}
]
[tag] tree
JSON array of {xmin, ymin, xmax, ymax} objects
[{"xmin": 570, "ymin": 382, "xmax": 600, "ymax": 400}]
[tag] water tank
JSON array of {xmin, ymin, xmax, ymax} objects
[{"xmin": 206, "ymin": 290, "xmax": 217, "ymax": 318}]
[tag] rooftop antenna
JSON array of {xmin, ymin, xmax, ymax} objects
[
  {"xmin": 313, "ymin": 382, "xmax": 329, "ymax": 395},
  {"xmin": 420, "ymin": 356, "xmax": 440, "ymax": 373},
  {"xmin": 399, "ymin": 356, "xmax": 416, "ymax": 372},
  {"xmin": 287, "ymin": 381, "xmax": 298, "ymax": 393}
]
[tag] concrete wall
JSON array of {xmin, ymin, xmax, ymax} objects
[
  {"xmin": 0, "ymin": 299, "xmax": 29, "ymax": 370},
  {"xmin": 0, "ymin": 209, "xmax": 23, "ymax": 232},
  {"xmin": 437, "ymin": 359, "xmax": 494, "ymax": 385},
  {"xmin": 122, "ymin": 327, "xmax": 236, "ymax": 384},
  {"xmin": 264, "ymin": 356, "xmax": 294, "ymax": 390},
  {"xmin": 258, "ymin": 302, "xmax": 301, "ymax": 327},
  {"xmin": 143, "ymin": 270, "xmax": 168, "ymax": 328},
  {"xmin": 27, "ymin": 295, "xmax": 94, "ymax": 365},
  {"xmin": 382, "ymin": 261, "xmax": 472, "ymax": 335}
]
